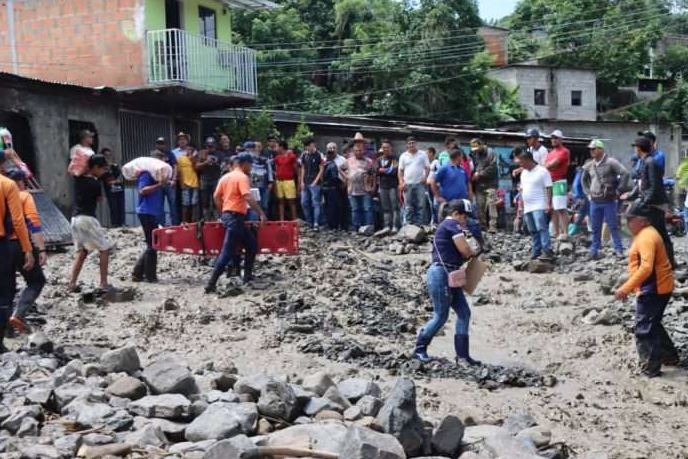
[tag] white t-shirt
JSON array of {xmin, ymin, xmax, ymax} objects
[
  {"xmin": 530, "ymin": 145, "xmax": 549, "ymax": 166},
  {"xmin": 427, "ymin": 159, "xmax": 440, "ymax": 184},
  {"xmin": 521, "ymin": 165, "xmax": 552, "ymax": 213},
  {"xmin": 399, "ymin": 150, "xmax": 430, "ymax": 184}
]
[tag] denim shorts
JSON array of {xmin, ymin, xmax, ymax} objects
[{"xmin": 181, "ymin": 188, "xmax": 199, "ymax": 206}]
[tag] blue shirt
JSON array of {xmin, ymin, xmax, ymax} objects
[
  {"xmin": 653, "ymin": 149, "xmax": 665, "ymax": 177},
  {"xmin": 432, "ymin": 218, "xmax": 466, "ymax": 269},
  {"xmin": 434, "ymin": 164, "xmax": 469, "ymax": 200},
  {"xmin": 136, "ymin": 171, "xmax": 163, "ymax": 216}
]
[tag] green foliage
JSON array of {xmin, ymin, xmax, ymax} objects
[
  {"xmin": 656, "ymin": 44, "xmax": 688, "ymax": 81},
  {"xmin": 217, "ymin": 110, "xmax": 280, "ymax": 144},
  {"xmin": 287, "ymin": 119, "xmax": 315, "ymax": 150}
]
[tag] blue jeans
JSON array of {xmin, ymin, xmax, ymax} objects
[
  {"xmin": 403, "ymin": 183, "xmax": 426, "ymax": 225},
  {"xmin": 301, "ymin": 185, "xmax": 322, "ymax": 227},
  {"xmin": 349, "ymin": 194, "xmax": 374, "ymax": 230},
  {"xmin": 211, "ymin": 212, "xmax": 257, "ymax": 277},
  {"xmin": 524, "ymin": 210, "xmax": 551, "ymax": 256},
  {"xmin": 590, "ymin": 200, "xmax": 623, "ymax": 254},
  {"xmin": 160, "ymin": 184, "xmax": 178, "ymax": 226},
  {"xmin": 418, "ymin": 264, "xmax": 471, "ymax": 344}
]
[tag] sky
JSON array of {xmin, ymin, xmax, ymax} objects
[{"xmin": 478, "ymin": 0, "xmax": 519, "ymax": 22}]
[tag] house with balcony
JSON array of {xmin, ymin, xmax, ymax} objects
[{"xmin": 0, "ymin": 0, "xmax": 275, "ymax": 221}]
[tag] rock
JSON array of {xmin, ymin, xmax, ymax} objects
[
  {"xmin": 257, "ymin": 418, "xmax": 273, "ymax": 435},
  {"xmin": 76, "ymin": 443, "xmax": 132, "ymax": 459},
  {"xmin": 356, "ymin": 416, "xmax": 384, "ymax": 432},
  {"xmin": 106, "ymin": 376, "xmax": 147, "ymax": 400},
  {"xmin": 374, "ymin": 228, "xmax": 392, "ymax": 238},
  {"xmin": 304, "ymin": 397, "xmax": 344, "ymax": 416},
  {"xmin": 1, "ymin": 405, "xmax": 42, "ymax": 434},
  {"xmin": 52, "ymin": 364, "xmax": 81, "ymax": 388},
  {"xmin": 142, "ymin": 359, "xmax": 198, "ymax": 396},
  {"xmin": 54, "ymin": 434, "xmax": 82, "ymax": 456},
  {"xmin": 483, "ymin": 433, "xmax": 540, "ymax": 459},
  {"xmin": 462, "ymin": 425, "xmax": 507, "ymax": 446},
  {"xmin": 323, "ymin": 385, "xmax": 352, "ymax": 409},
  {"xmin": 359, "ymin": 225, "xmax": 375, "ymax": 236},
  {"xmin": 339, "ymin": 424, "xmax": 406, "ymax": 459},
  {"xmin": 102, "ymin": 409, "xmax": 134, "ymax": 432},
  {"xmin": 17, "ymin": 416, "xmax": 39, "ymax": 437},
  {"xmin": 100, "ymin": 346, "xmax": 140, "ymax": 374},
  {"xmin": 458, "ymin": 454, "xmax": 490, "ymax": 459},
  {"xmin": 301, "ymin": 371, "xmax": 335, "ymax": 397},
  {"xmin": 376, "ymin": 378, "xmax": 426, "ymax": 457},
  {"xmin": 398, "ymin": 225, "xmax": 427, "ymax": 243},
  {"xmin": 356, "ymin": 395, "xmax": 384, "ymax": 417},
  {"xmin": 203, "ymin": 434, "xmax": 255, "ymax": 459},
  {"xmin": 527, "ymin": 259, "xmax": 555, "ymax": 274},
  {"xmin": 125, "ymin": 424, "xmax": 168, "ymax": 448},
  {"xmin": 234, "ymin": 374, "xmax": 271, "ymax": 398},
  {"xmin": 84, "ymin": 363, "xmax": 104, "ymax": 377},
  {"xmin": 432, "ymin": 415, "xmax": 464, "ymax": 457},
  {"xmin": 516, "ymin": 426, "xmax": 552, "ymax": 448},
  {"xmin": 262, "ymin": 423, "xmax": 347, "ymax": 454},
  {"xmin": 54, "ymin": 383, "xmax": 93, "ymax": 410},
  {"xmin": 18, "ymin": 445, "xmax": 61, "ymax": 459},
  {"xmin": 257, "ymin": 379, "xmax": 298, "ymax": 422},
  {"xmin": 134, "ymin": 417, "xmax": 188, "ymax": 442},
  {"xmin": 337, "ymin": 378, "xmax": 381, "ymax": 402},
  {"xmin": 503, "ymin": 412, "xmax": 537, "ymax": 434},
  {"xmin": 27, "ymin": 331, "xmax": 53, "ymax": 353},
  {"xmin": 344, "ymin": 406, "xmax": 363, "ymax": 421},
  {"xmin": 82, "ymin": 433, "xmax": 115, "ymax": 446},
  {"xmin": 576, "ymin": 453, "xmax": 610, "ymax": 459},
  {"xmin": 204, "ymin": 390, "xmax": 240, "ymax": 404},
  {"xmin": 25, "ymin": 387, "xmax": 53, "ymax": 406},
  {"xmin": 186, "ymin": 402, "xmax": 258, "ymax": 441},
  {"xmin": 555, "ymin": 240, "xmax": 574, "ymax": 256},
  {"xmin": 63, "ymin": 399, "xmax": 115, "ymax": 428},
  {"xmin": 315, "ymin": 410, "xmax": 344, "ymax": 421},
  {"xmin": 128, "ymin": 394, "xmax": 191, "ymax": 419},
  {"xmin": 0, "ymin": 361, "xmax": 20, "ymax": 383}
]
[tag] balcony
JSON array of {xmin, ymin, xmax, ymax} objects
[{"xmin": 145, "ymin": 29, "xmax": 257, "ymax": 97}]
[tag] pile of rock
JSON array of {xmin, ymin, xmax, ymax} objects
[{"xmin": 0, "ymin": 343, "xmax": 592, "ymax": 459}]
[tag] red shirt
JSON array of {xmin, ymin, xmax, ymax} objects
[
  {"xmin": 546, "ymin": 146, "xmax": 570, "ymax": 182},
  {"xmin": 274, "ymin": 151, "xmax": 298, "ymax": 181}
]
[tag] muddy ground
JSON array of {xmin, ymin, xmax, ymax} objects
[{"xmin": 11, "ymin": 227, "xmax": 688, "ymax": 458}]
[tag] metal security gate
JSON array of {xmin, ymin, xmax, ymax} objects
[{"xmin": 119, "ymin": 110, "xmax": 174, "ymax": 226}]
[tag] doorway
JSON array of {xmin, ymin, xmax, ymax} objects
[
  {"xmin": 0, "ymin": 111, "xmax": 38, "ymax": 180},
  {"xmin": 165, "ymin": 0, "xmax": 181, "ymax": 29}
]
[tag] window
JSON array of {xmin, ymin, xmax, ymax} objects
[
  {"xmin": 534, "ymin": 89, "xmax": 547, "ymax": 106},
  {"xmin": 571, "ymin": 90, "xmax": 582, "ymax": 106},
  {"xmin": 198, "ymin": 7, "xmax": 216, "ymax": 41}
]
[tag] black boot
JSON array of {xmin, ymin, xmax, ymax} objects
[
  {"xmin": 636, "ymin": 339, "xmax": 661, "ymax": 377},
  {"xmin": 413, "ymin": 331, "xmax": 432, "ymax": 362},
  {"xmin": 144, "ymin": 250, "xmax": 158, "ymax": 283},
  {"xmin": 0, "ymin": 318, "xmax": 8, "ymax": 354},
  {"xmin": 205, "ymin": 269, "xmax": 222, "ymax": 294},
  {"xmin": 132, "ymin": 251, "xmax": 146, "ymax": 282},
  {"xmin": 243, "ymin": 253, "xmax": 256, "ymax": 284},
  {"xmin": 454, "ymin": 335, "xmax": 481, "ymax": 366}
]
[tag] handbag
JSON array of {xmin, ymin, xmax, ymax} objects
[
  {"xmin": 433, "ymin": 238, "xmax": 466, "ymax": 288},
  {"xmin": 464, "ymin": 257, "xmax": 488, "ymax": 295}
]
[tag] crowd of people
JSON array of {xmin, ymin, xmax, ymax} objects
[{"xmin": 0, "ymin": 126, "xmax": 682, "ymax": 377}]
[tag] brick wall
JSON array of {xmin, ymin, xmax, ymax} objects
[
  {"xmin": 478, "ymin": 27, "xmax": 508, "ymax": 67},
  {"xmin": 0, "ymin": 0, "xmax": 146, "ymax": 88}
]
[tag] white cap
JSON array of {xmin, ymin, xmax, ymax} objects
[{"xmin": 550, "ymin": 129, "xmax": 564, "ymax": 138}]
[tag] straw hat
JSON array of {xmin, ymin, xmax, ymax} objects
[{"xmin": 353, "ymin": 132, "xmax": 365, "ymax": 142}]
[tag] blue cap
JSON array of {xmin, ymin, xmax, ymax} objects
[
  {"xmin": 243, "ymin": 141, "xmax": 256, "ymax": 149},
  {"xmin": 236, "ymin": 152, "xmax": 253, "ymax": 164},
  {"xmin": 7, "ymin": 168, "xmax": 26, "ymax": 181}
]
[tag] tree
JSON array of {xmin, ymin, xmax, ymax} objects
[
  {"xmin": 288, "ymin": 119, "xmax": 315, "ymax": 150},
  {"xmin": 656, "ymin": 44, "xmax": 688, "ymax": 81},
  {"xmin": 218, "ymin": 111, "xmax": 280, "ymax": 145}
]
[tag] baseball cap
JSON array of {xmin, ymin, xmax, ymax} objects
[
  {"xmin": 176, "ymin": 131, "xmax": 189, "ymax": 140},
  {"xmin": 638, "ymin": 130, "xmax": 656, "ymax": 142},
  {"xmin": 549, "ymin": 130, "xmax": 564, "ymax": 138},
  {"xmin": 155, "ymin": 137, "xmax": 166, "ymax": 144},
  {"xmin": 632, "ymin": 137, "xmax": 652, "ymax": 151},
  {"xmin": 447, "ymin": 199, "xmax": 473, "ymax": 215},
  {"xmin": 243, "ymin": 141, "xmax": 256, "ymax": 149},
  {"xmin": 588, "ymin": 139, "xmax": 605, "ymax": 149},
  {"xmin": 205, "ymin": 136, "xmax": 216, "ymax": 146},
  {"xmin": 326, "ymin": 142, "xmax": 337, "ymax": 150},
  {"xmin": 525, "ymin": 128, "xmax": 540, "ymax": 138},
  {"xmin": 236, "ymin": 152, "xmax": 253, "ymax": 164}
]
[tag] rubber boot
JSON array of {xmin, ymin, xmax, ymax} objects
[
  {"xmin": 0, "ymin": 314, "xmax": 8, "ymax": 354},
  {"xmin": 132, "ymin": 251, "xmax": 146, "ymax": 282},
  {"xmin": 413, "ymin": 331, "xmax": 432, "ymax": 362},
  {"xmin": 636, "ymin": 339, "xmax": 661, "ymax": 377},
  {"xmin": 205, "ymin": 269, "xmax": 222, "ymax": 294},
  {"xmin": 243, "ymin": 253, "xmax": 256, "ymax": 284},
  {"xmin": 454, "ymin": 335, "xmax": 481, "ymax": 366},
  {"xmin": 144, "ymin": 250, "xmax": 158, "ymax": 283}
]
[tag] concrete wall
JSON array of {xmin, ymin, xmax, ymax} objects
[
  {"xmin": 0, "ymin": 0, "xmax": 147, "ymax": 88},
  {"xmin": 490, "ymin": 66, "xmax": 597, "ymax": 121},
  {"xmin": 512, "ymin": 121, "xmax": 682, "ymax": 174},
  {"xmin": 0, "ymin": 84, "xmax": 120, "ymax": 212}
]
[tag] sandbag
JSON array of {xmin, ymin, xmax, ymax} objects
[
  {"xmin": 67, "ymin": 145, "xmax": 95, "ymax": 177},
  {"xmin": 122, "ymin": 157, "xmax": 173, "ymax": 182}
]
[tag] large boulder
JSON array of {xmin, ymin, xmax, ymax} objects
[
  {"xmin": 303, "ymin": 398, "xmax": 344, "ymax": 416},
  {"xmin": 142, "ymin": 360, "xmax": 198, "ymax": 396},
  {"xmin": 398, "ymin": 225, "xmax": 427, "ymax": 243},
  {"xmin": 301, "ymin": 371, "xmax": 335, "ymax": 397},
  {"xmin": 186, "ymin": 402, "xmax": 258, "ymax": 441},
  {"xmin": 106, "ymin": 376, "xmax": 147, "ymax": 400},
  {"xmin": 234, "ymin": 374, "xmax": 272, "ymax": 399},
  {"xmin": 337, "ymin": 378, "xmax": 381, "ymax": 402},
  {"xmin": 257, "ymin": 379, "xmax": 298, "ymax": 422},
  {"xmin": 432, "ymin": 415, "xmax": 464, "ymax": 457},
  {"xmin": 376, "ymin": 378, "xmax": 426, "ymax": 457},
  {"xmin": 63, "ymin": 399, "xmax": 115, "ymax": 428},
  {"xmin": 1, "ymin": 405, "xmax": 42, "ymax": 434},
  {"xmin": 339, "ymin": 425, "xmax": 406, "ymax": 459},
  {"xmin": 482, "ymin": 433, "xmax": 541, "ymax": 459},
  {"xmin": 261, "ymin": 423, "xmax": 348, "ymax": 454},
  {"xmin": 203, "ymin": 435, "xmax": 255, "ymax": 459},
  {"xmin": 100, "ymin": 346, "xmax": 140, "ymax": 374},
  {"xmin": 125, "ymin": 424, "xmax": 168, "ymax": 448},
  {"xmin": 357, "ymin": 395, "xmax": 384, "ymax": 417},
  {"xmin": 54, "ymin": 383, "xmax": 94, "ymax": 410},
  {"xmin": 503, "ymin": 412, "xmax": 537, "ymax": 434},
  {"xmin": 128, "ymin": 394, "xmax": 191, "ymax": 419}
]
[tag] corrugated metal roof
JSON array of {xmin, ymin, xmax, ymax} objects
[{"xmin": 222, "ymin": 0, "xmax": 280, "ymax": 10}]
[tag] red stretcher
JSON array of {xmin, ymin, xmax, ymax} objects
[{"xmin": 152, "ymin": 221, "xmax": 299, "ymax": 257}]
